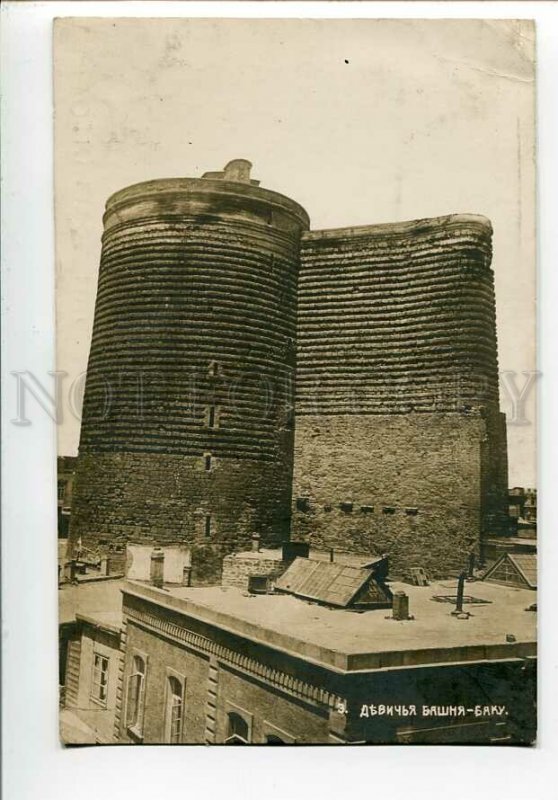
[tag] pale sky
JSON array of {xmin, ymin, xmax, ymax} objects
[{"xmin": 54, "ymin": 18, "xmax": 536, "ymax": 486}]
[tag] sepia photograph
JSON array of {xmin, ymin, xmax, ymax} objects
[{"xmin": 52, "ymin": 17, "xmax": 537, "ymax": 746}]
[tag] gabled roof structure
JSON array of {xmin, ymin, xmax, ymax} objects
[
  {"xmin": 482, "ymin": 552, "xmax": 537, "ymax": 590},
  {"xmin": 274, "ymin": 557, "xmax": 392, "ymax": 609}
]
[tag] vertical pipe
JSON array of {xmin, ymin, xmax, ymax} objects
[
  {"xmin": 150, "ymin": 546, "xmax": 164, "ymax": 588},
  {"xmin": 452, "ymin": 572, "xmax": 467, "ymax": 615}
]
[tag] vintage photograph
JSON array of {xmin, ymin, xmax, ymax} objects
[{"xmin": 55, "ymin": 18, "xmax": 536, "ymax": 745}]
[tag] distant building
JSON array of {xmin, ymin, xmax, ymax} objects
[
  {"xmin": 57, "ymin": 456, "xmax": 76, "ymax": 538},
  {"xmin": 508, "ymin": 487, "xmax": 537, "ymax": 538}
]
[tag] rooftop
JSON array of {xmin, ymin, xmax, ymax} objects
[
  {"xmin": 59, "ymin": 578, "xmax": 126, "ymax": 626},
  {"xmin": 123, "ymin": 577, "xmax": 536, "ymax": 673},
  {"xmin": 75, "ymin": 611, "xmax": 122, "ymax": 634}
]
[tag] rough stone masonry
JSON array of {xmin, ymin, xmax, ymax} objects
[
  {"xmin": 293, "ymin": 217, "xmax": 508, "ymax": 577},
  {"xmin": 69, "ymin": 161, "xmax": 507, "ymax": 580}
]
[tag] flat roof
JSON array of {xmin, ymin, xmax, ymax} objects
[
  {"xmin": 75, "ymin": 611, "xmax": 122, "ymax": 635},
  {"xmin": 123, "ymin": 578, "xmax": 536, "ymax": 673}
]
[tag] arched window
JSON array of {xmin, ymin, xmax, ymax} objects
[
  {"xmin": 226, "ymin": 712, "xmax": 249, "ymax": 744},
  {"xmin": 165, "ymin": 675, "xmax": 184, "ymax": 744},
  {"xmin": 262, "ymin": 722, "xmax": 296, "ymax": 744},
  {"xmin": 125, "ymin": 654, "xmax": 146, "ymax": 734}
]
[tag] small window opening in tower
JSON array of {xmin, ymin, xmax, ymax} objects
[
  {"xmin": 204, "ymin": 514, "xmax": 212, "ymax": 538},
  {"xmin": 206, "ymin": 405, "xmax": 219, "ymax": 429},
  {"xmin": 204, "ymin": 453, "xmax": 212, "ymax": 471},
  {"xmin": 296, "ymin": 497, "xmax": 310, "ymax": 514}
]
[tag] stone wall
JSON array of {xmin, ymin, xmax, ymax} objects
[
  {"xmin": 69, "ymin": 451, "xmax": 291, "ymax": 581},
  {"xmin": 215, "ymin": 665, "xmax": 328, "ymax": 744},
  {"xmin": 221, "ymin": 551, "xmax": 288, "ymax": 590},
  {"xmin": 292, "ymin": 412, "xmax": 487, "ymax": 578},
  {"xmin": 480, "ymin": 410, "xmax": 509, "ymax": 537},
  {"xmin": 294, "ymin": 215, "xmax": 508, "ymax": 576}
]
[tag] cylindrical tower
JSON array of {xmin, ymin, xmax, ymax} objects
[{"xmin": 69, "ymin": 160, "xmax": 309, "ymax": 576}]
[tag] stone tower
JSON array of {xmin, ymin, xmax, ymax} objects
[{"xmin": 69, "ymin": 160, "xmax": 309, "ymax": 579}]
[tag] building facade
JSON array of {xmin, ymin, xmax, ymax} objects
[
  {"xmin": 60, "ymin": 612, "xmax": 122, "ymax": 744},
  {"xmin": 114, "ymin": 581, "xmax": 535, "ymax": 746},
  {"xmin": 508, "ymin": 487, "xmax": 537, "ymax": 538}
]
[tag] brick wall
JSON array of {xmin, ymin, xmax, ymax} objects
[
  {"xmin": 480, "ymin": 410, "xmax": 509, "ymax": 536},
  {"xmin": 297, "ymin": 216, "xmax": 500, "ymax": 416}
]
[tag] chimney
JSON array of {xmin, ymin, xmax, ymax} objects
[
  {"xmin": 182, "ymin": 565, "xmax": 192, "ymax": 587},
  {"xmin": 150, "ymin": 546, "xmax": 164, "ymax": 588},
  {"xmin": 392, "ymin": 591, "xmax": 410, "ymax": 621},
  {"xmin": 251, "ymin": 533, "xmax": 261, "ymax": 553}
]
